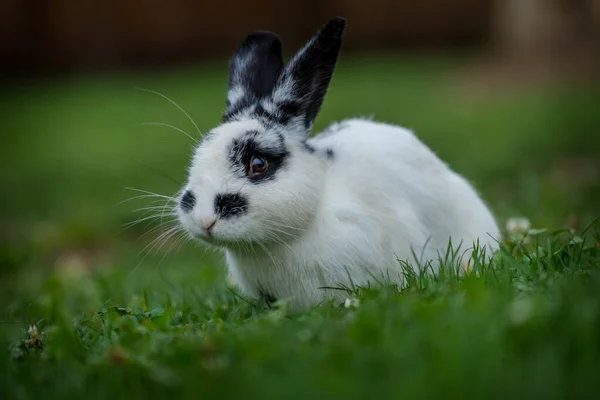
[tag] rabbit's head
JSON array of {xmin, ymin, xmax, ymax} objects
[{"xmin": 177, "ymin": 17, "xmax": 346, "ymax": 247}]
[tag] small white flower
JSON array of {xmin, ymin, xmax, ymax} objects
[
  {"xmin": 27, "ymin": 325, "xmax": 39, "ymax": 337},
  {"xmin": 344, "ymin": 297, "xmax": 360, "ymax": 309},
  {"xmin": 506, "ymin": 217, "xmax": 531, "ymax": 235},
  {"xmin": 508, "ymin": 298, "xmax": 534, "ymax": 325}
]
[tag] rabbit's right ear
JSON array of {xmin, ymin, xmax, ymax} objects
[
  {"xmin": 269, "ymin": 17, "xmax": 346, "ymax": 139},
  {"xmin": 224, "ymin": 32, "xmax": 284, "ymax": 121}
]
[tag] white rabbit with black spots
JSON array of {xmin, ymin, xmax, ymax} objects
[{"xmin": 176, "ymin": 17, "xmax": 501, "ymax": 310}]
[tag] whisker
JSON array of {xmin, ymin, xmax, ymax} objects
[
  {"xmin": 135, "ymin": 87, "xmax": 202, "ymax": 136},
  {"xmin": 136, "ymin": 122, "xmax": 198, "ymax": 143},
  {"xmin": 128, "ymin": 158, "xmax": 184, "ymax": 187},
  {"xmin": 262, "ymin": 224, "xmax": 302, "ymax": 241},
  {"xmin": 134, "ymin": 225, "xmax": 181, "ymax": 269},
  {"xmin": 119, "ymin": 215, "xmax": 177, "ymax": 237},
  {"xmin": 126, "ymin": 202, "xmax": 176, "ymax": 227},
  {"xmin": 124, "ymin": 187, "xmax": 177, "ymax": 201},
  {"xmin": 116, "ymin": 194, "xmax": 175, "ymax": 206},
  {"xmin": 132, "ymin": 205, "xmax": 178, "ymax": 213},
  {"xmin": 273, "ymin": 224, "xmax": 307, "ymax": 233},
  {"xmin": 158, "ymin": 199, "xmax": 177, "ymax": 230},
  {"xmin": 122, "ymin": 214, "xmax": 172, "ymax": 230},
  {"xmin": 254, "ymin": 240, "xmax": 278, "ymax": 268},
  {"xmin": 140, "ymin": 224, "xmax": 176, "ymax": 250},
  {"xmin": 154, "ymin": 228, "xmax": 182, "ymax": 256},
  {"xmin": 154, "ymin": 229, "xmax": 187, "ymax": 270},
  {"xmin": 136, "ymin": 220, "xmax": 180, "ymax": 243},
  {"xmin": 262, "ymin": 230, "xmax": 297, "ymax": 255}
]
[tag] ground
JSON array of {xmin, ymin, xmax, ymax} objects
[{"xmin": 1, "ymin": 54, "xmax": 599, "ymax": 399}]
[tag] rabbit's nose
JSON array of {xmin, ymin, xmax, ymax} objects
[{"xmin": 203, "ymin": 219, "xmax": 217, "ymax": 236}]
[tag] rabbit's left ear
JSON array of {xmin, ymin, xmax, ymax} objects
[
  {"xmin": 225, "ymin": 31, "xmax": 285, "ymax": 119},
  {"xmin": 270, "ymin": 17, "xmax": 346, "ymax": 138}
]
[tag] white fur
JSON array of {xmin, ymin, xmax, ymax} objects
[{"xmin": 178, "ymin": 117, "xmax": 501, "ymax": 311}]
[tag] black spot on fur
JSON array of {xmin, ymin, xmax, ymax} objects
[
  {"xmin": 325, "ymin": 148, "xmax": 334, "ymax": 160},
  {"xmin": 228, "ymin": 133, "xmax": 289, "ymax": 183},
  {"xmin": 303, "ymin": 142, "xmax": 315, "ymax": 153},
  {"xmin": 180, "ymin": 190, "xmax": 196, "ymax": 212},
  {"xmin": 214, "ymin": 193, "xmax": 249, "ymax": 218}
]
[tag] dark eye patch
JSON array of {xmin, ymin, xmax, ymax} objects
[{"xmin": 228, "ymin": 131, "xmax": 289, "ymax": 183}]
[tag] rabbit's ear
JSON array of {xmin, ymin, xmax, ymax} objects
[
  {"xmin": 270, "ymin": 17, "xmax": 346, "ymax": 138},
  {"xmin": 225, "ymin": 31, "xmax": 284, "ymax": 119}
]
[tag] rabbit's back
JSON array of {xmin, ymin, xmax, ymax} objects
[{"xmin": 309, "ymin": 118, "xmax": 501, "ymax": 264}]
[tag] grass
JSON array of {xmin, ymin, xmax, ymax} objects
[{"xmin": 1, "ymin": 54, "xmax": 600, "ymax": 399}]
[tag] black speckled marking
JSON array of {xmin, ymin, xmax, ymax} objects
[
  {"xmin": 180, "ymin": 190, "xmax": 196, "ymax": 212},
  {"xmin": 325, "ymin": 148, "xmax": 334, "ymax": 160},
  {"xmin": 214, "ymin": 193, "xmax": 249, "ymax": 218},
  {"xmin": 303, "ymin": 142, "xmax": 316, "ymax": 153},
  {"xmin": 244, "ymin": 100, "xmax": 303, "ymax": 128}
]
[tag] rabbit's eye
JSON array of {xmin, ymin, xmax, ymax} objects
[{"xmin": 249, "ymin": 156, "xmax": 268, "ymax": 176}]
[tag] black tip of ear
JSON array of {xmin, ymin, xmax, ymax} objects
[
  {"xmin": 238, "ymin": 31, "xmax": 282, "ymax": 57},
  {"xmin": 232, "ymin": 31, "xmax": 283, "ymax": 77},
  {"xmin": 322, "ymin": 17, "xmax": 347, "ymax": 34},
  {"xmin": 311, "ymin": 17, "xmax": 346, "ymax": 58},
  {"xmin": 228, "ymin": 31, "xmax": 285, "ymax": 102},
  {"xmin": 316, "ymin": 17, "xmax": 346, "ymax": 44}
]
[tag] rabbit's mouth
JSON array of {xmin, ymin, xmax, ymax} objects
[
  {"xmin": 194, "ymin": 235, "xmax": 222, "ymax": 247},
  {"xmin": 186, "ymin": 222, "xmax": 239, "ymax": 248},
  {"xmin": 189, "ymin": 230, "xmax": 230, "ymax": 248}
]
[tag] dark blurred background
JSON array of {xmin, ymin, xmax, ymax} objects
[
  {"xmin": 2, "ymin": 0, "xmax": 599, "ymax": 75},
  {"xmin": 1, "ymin": 0, "xmax": 599, "ymax": 304}
]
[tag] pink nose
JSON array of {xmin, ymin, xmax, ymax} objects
[{"xmin": 204, "ymin": 219, "xmax": 217, "ymax": 235}]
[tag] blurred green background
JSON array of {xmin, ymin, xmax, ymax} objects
[{"xmin": 1, "ymin": 0, "xmax": 600, "ymax": 349}]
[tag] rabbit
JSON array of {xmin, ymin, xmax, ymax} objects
[{"xmin": 176, "ymin": 17, "xmax": 501, "ymax": 310}]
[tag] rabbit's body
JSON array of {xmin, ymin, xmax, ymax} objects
[
  {"xmin": 225, "ymin": 118, "xmax": 500, "ymax": 309},
  {"xmin": 176, "ymin": 17, "xmax": 501, "ymax": 310}
]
